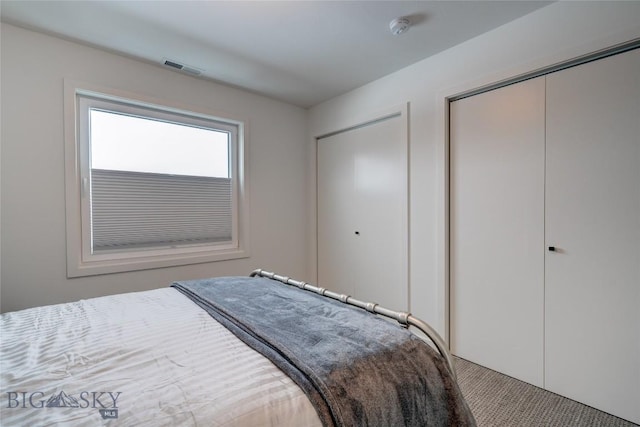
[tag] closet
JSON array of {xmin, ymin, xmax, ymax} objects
[
  {"xmin": 450, "ymin": 48, "xmax": 639, "ymax": 423},
  {"xmin": 317, "ymin": 111, "xmax": 408, "ymax": 311}
]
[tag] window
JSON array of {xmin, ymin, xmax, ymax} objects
[{"xmin": 64, "ymin": 81, "xmax": 248, "ymax": 277}]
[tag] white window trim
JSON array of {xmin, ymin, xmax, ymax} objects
[{"xmin": 64, "ymin": 80, "xmax": 250, "ymax": 277}]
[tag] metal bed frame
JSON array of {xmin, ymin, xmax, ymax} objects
[{"xmin": 250, "ymin": 268, "xmax": 456, "ymax": 378}]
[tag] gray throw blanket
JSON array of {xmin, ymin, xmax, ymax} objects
[{"xmin": 172, "ymin": 276, "xmax": 475, "ymax": 427}]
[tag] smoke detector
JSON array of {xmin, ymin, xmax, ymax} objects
[
  {"xmin": 389, "ymin": 17, "xmax": 411, "ymax": 35},
  {"xmin": 162, "ymin": 59, "xmax": 202, "ymax": 76}
]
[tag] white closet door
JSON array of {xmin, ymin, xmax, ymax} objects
[
  {"xmin": 450, "ymin": 77, "xmax": 546, "ymax": 387},
  {"xmin": 317, "ymin": 114, "xmax": 408, "ymax": 311},
  {"xmin": 317, "ymin": 133, "xmax": 357, "ymax": 297},
  {"xmin": 545, "ymin": 49, "xmax": 640, "ymax": 424}
]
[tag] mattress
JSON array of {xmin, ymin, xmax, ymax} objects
[{"xmin": 0, "ymin": 288, "xmax": 322, "ymax": 426}]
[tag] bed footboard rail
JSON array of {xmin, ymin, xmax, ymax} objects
[{"xmin": 250, "ymin": 268, "xmax": 456, "ymax": 378}]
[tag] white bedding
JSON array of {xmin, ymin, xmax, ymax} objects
[{"xmin": 0, "ymin": 288, "xmax": 322, "ymax": 426}]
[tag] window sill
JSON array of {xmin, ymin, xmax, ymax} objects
[{"xmin": 67, "ymin": 247, "xmax": 250, "ymax": 278}]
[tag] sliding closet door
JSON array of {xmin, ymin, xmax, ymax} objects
[
  {"xmin": 450, "ymin": 77, "xmax": 545, "ymax": 387},
  {"xmin": 317, "ymin": 114, "xmax": 408, "ymax": 310},
  {"xmin": 545, "ymin": 49, "xmax": 640, "ymax": 424},
  {"xmin": 317, "ymin": 133, "xmax": 357, "ymax": 296}
]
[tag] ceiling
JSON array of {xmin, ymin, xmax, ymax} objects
[{"xmin": 1, "ymin": 1, "xmax": 551, "ymax": 108}]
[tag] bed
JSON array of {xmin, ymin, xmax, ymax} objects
[{"xmin": 0, "ymin": 269, "xmax": 475, "ymax": 426}]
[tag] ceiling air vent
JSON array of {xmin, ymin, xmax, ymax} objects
[{"xmin": 163, "ymin": 59, "xmax": 202, "ymax": 76}]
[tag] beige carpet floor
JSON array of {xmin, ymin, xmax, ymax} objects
[{"xmin": 454, "ymin": 357, "xmax": 638, "ymax": 427}]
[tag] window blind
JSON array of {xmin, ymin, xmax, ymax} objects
[{"xmin": 90, "ymin": 169, "xmax": 232, "ymax": 252}]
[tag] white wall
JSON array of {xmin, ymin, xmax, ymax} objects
[
  {"xmin": 0, "ymin": 24, "xmax": 309, "ymax": 313},
  {"xmin": 308, "ymin": 1, "xmax": 640, "ymax": 338}
]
